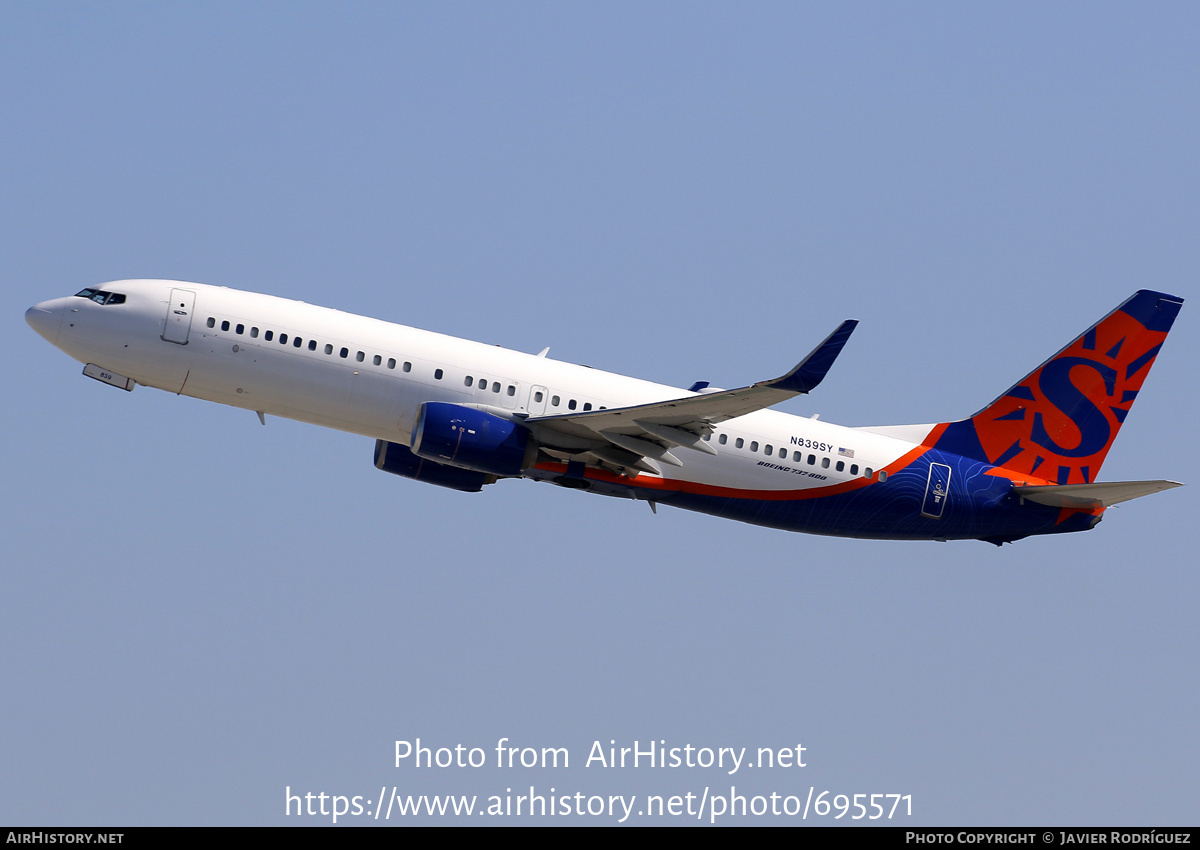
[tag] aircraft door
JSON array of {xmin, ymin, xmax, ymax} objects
[
  {"xmin": 527, "ymin": 385, "xmax": 548, "ymax": 416},
  {"xmin": 500, "ymin": 380, "xmax": 520, "ymax": 410},
  {"xmin": 921, "ymin": 462, "xmax": 952, "ymax": 519},
  {"xmin": 162, "ymin": 289, "xmax": 195, "ymax": 345}
]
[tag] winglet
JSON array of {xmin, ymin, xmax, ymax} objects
[{"xmin": 767, "ymin": 319, "xmax": 858, "ymax": 394}]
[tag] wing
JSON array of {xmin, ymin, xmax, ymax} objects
[{"xmin": 525, "ymin": 320, "xmax": 858, "ymax": 475}]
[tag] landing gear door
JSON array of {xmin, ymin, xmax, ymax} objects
[
  {"xmin": 921, "ymin": 462, "xmax": 952, "ymax": 519},
  {"xmin": 162, "ymin": 288, "xmax": 195, "ymax": 345}
]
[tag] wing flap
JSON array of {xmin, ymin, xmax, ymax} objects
[{"xmin": 601, "ymin": 431, "xmax": 684, "ymax": 467}]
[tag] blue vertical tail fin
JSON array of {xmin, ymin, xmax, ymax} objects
[{"xmin": 930, "ymin": 290, "xmax": 1183, "ymax": 484}]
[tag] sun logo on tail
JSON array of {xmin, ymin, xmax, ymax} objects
[{"xmin": 934, "ymin": 291, "xmax": 1181, "ymax": 485}]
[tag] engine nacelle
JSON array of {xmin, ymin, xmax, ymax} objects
[
  {"xmin": 374, "ymin": 439, "xmax": 497, "ymax": 492},
  {"xmin": 410, "ymin": 402, "xmax": 537, "ymax": 477}
]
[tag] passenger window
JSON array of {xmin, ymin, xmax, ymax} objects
[
  {"xmin": 434, "ymin": 369, "xmax": 443, "ymax": 380},
  {"xmin": 821, "ymin": 457, "xmax": 830, "ymax": 468},
  {"xmin": 403, "ymin": 362, "xmax": 412, "ymax": 372},
  {"xmin": 836, "ymin": 461, "xmax": 845, "ymax": 472},
  {"xmin": 206, "ymin": 317, "xmax": 215, "ymax": 328},
  {"xmin": 251, "ymin": 327, "xmax": 259, "ymax": 338},
  {"xmin": 719, "ymin": 434, "xmax": 728, "ymax": 445},
  {"xmin": 279, "ymin": 333, "xmax": 288, "ymax": 344},
  {"xmin": 221, "ymin": 320, "xmax": 230, "ymax": 331},
  {"xmin": 865, "ymin": 468, "xmax": 874, "ymax": 478},
  {"xmin": 551, "ymin": 395, "xmax": 560, "ymax": 406},
  {"xmin": 765, "ymin": 444, "xmax": 773, "ymax": 454},
  {"xmin": 508, "ymin": 386, "xmax": 516, "ymax": 397},
  {"xmin": 308, "ymin": 340, "xmax": 316, "ymax": 351},
  {"xmin": 568, "ymin": 399, "xmax": 577, "ymax": 410},
  {"xmin": 387, "ymin": 358, "xmax": 396, "ymax": 369},
  {"xmin": 324, "ymin": 344, "xmax": 333, "ymax": 355},
  {"xmin": 583, "ymin": 402, "xmax": 591, "ymax": 411},
  {"xmin": 492, "ymin": 383, "xmax": 500, "ymax": 393},
  {"xmin": 779, "ymin": 447, "xmax": 787, "ymax": 458},
  {"xmin": 534, "ymin": 391, "xmax": 544, "ymax": 402},
  {"xmin": 373, "ymin": 355, "xmax": 382, "ymax": 366},
  {"xmin": 878, "ymin": 470, "xmax": 888, "ymax": 482},
  {"xmin": 356, "ymin": 351, "xmax": 365, "ymax": 362},
  {"xmin": 294, "ymin": 337, "xmax": 303, "ymax": 348},
  {"xmin": 850, "ymin": 464, "xmax": 859, "ymax": 475},
  {"xmin": 793, "ymin": 451, "xmax": 802, "ymax": 462},
  {"xmin": 750, "ymin": 441, "xmax": 758, "ymax": 452},
  {"xmin": 465, "ymin": 376, "xmax": 474, "ymax": 387},
  {"xmin": 236, "ymin": 324, "xmax": 244, "ymax": 335},
  {"xmin": 807, "ymin": 454, "xmax": 816, "ymax": 465},
  {"xmin": 265, "ymin": 330, "xmax": 273, "ymax": 341},
  {"xmin": 339, "ymin": 347, "xmax": 348, "ymax": 358},
  {"xmin": 736, "ymin": 438, "xmax": 744, "ymax": 449}
]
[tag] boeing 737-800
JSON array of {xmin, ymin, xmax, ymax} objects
[{"xmin": 26, "ymin": 281, "xmax": 1183, "ymax": 544}]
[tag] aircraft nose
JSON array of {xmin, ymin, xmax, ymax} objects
[{"xmin": 26, "ymin": 301, "xmax": 63, "ymax": 345}]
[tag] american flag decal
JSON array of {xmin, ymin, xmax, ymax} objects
[{"xmin": 839, "ymin": 447, "xmax": 854, "ymax": 458}]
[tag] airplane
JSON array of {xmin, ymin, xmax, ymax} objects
[{"xmin": 26, "ymin": 280, "xmax": 1183, "ymax": 544}]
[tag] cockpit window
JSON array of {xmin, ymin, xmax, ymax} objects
[{"xmin": 74, "ymin": 288, "xmax": 126, "ymax": 305}]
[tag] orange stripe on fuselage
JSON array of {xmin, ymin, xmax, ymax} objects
[{"xmin": 534, "ymin": 438, "xmax": 936, "ymax": 502}]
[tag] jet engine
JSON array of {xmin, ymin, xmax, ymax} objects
[
  {"xmin": 374, "ymin": 439, "xmax": 497, "ymax": 492},
  {"xmin": 409, "ymin": 402, "xmax": 538, "ymax": 477}
]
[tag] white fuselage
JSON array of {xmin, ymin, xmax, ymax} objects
[{"xmin": 28, "ymin": 279, "xmax": 917, "ymax": 498}]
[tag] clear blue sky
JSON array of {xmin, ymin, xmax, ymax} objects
[{"xmin": 3, "ymin": 2, "xmax": 1197, "ymax": 825}]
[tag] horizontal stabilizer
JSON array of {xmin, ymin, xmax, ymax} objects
[{"xmin": 1013, "ymin": 480, "xmax": 1183, "ymax": 509}]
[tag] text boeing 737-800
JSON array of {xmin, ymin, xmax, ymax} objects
[{"xmin": 26, "ymin": 281, "xmax": 1183, "ymax": 544}]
